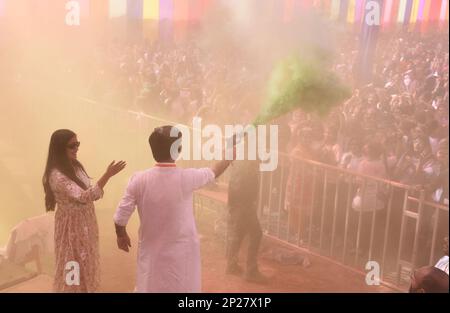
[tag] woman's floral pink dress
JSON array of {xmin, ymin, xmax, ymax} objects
[{"xmin": 49, "ymin": 168, "xmax": 103, "ymax": 292}]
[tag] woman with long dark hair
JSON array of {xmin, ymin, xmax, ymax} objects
[{"xmin": 43, "ymin": 129, "xmax": 126, "ymax": 292}]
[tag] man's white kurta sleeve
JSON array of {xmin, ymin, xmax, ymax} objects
[
  {"xmin": 186, "ymin": 168, "xmax": 215, "ymax": 191},
  {"xmin": 114, "ymin": 174, "xmax": 138, "ymax": 227}
]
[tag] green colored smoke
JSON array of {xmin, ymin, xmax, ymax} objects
[{"xmin": 253, "ymin": 53, "xmax": 351, "ymax": 125}]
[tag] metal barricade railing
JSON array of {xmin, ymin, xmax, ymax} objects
[{"xmin": 256, "ymin": 154, "xmax": 449, "ymax": 290}]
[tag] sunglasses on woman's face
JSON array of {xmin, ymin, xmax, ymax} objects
[{"xmin": 67, "ymin": 142, "xmax": 80, "ymax": 150}]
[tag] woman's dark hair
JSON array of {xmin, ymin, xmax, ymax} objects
[{"xmin": 42, "ymin": 129, "xmax": 89, "ymax": 212}]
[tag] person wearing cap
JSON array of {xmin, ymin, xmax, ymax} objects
[{"xmin": 113, "ymin": 126, "xmax": 233, "ymax": 292}]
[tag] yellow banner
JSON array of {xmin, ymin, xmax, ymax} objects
[
  {"xmin": 410, "ymin": 0, "xmax": 420, "ymax": 24},
  {"xmin": 143, "ymin": 0, "xmax": 159, "ymax": 20},
  {"xmin": 109, "ymin": 0, "xmax": 127, "ymax": 18},
  {"xmin": 347, "ymin": 0, "xmax": 356, "ymax": 24}
]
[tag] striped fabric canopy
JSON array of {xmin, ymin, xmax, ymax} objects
[{"xmin": 0, "ymin": 0, "xmax": 448, "ymax": 32}]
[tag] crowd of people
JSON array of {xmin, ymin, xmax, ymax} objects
[
  {"xmin": 84, "ymin": 39, "xmax": 257, "ymax": 125},
  {"xmin": 287, "ymin": 32, "xmax": 448, "ymax": 203},
  {"xmin": 280, "ymin": 32, "xmax": 449, "ymax": 272}
]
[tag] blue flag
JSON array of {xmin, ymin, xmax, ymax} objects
[{"xmin": 355, "ymin": 0, "xmax": 382, "ymax": 85}]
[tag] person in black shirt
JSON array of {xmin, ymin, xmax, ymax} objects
[{"xmin": 226, "ymin": 158, "xmax": 267, "ymax": 283}]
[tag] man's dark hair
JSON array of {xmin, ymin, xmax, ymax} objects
[{"xmin": 148, "ymin": 126, "xmax": 182, "ymax": 162}]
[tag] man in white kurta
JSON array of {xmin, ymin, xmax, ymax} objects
[{"xmin": 113, "ymin": 164, "xmax": 215, "ymax": 292}]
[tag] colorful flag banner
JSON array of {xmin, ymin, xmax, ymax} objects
[
  {"xmin": 284, "ymin": 0, "xmax": 295, "ymax": 23},
  {"xmin": 159, "ymin": 0, "xmax": 174, "ymax": 41},
  {"xmin": 143, "ymin": 0, "xmax": 159, "ymax": 20},
  {"xmin": 321, "ymin": 0, "xmax": 332, "ymax": 17},
  {"xmin": 398, "ymin": 0, "xmax": 407, "ymax": 22},
  {"xmin": 127, "ymin": 0, "xmax": 143, "ymax": 19},
  {"xmin": 347, "ymin": 0, "xmax": 356, "ymax": 24},
  {"xmin": 356, "ymin": 0, "xmax": 381, "ymax": 84},
  {"xmin": 403, "ymin": 0, "xmax": 414, "ymax": 25},
  {"xmin": 410, "ymin": 0, "xmax": 420, "ymax": 24},
  {"xmin": 188, "ymin": 0, "xmax": 202, "ymax": 21},
  {"xmin": 354, "ymin": 0, "xmax": 365, "ymax": 24},
  {"xmin": 339, "ymin": 0, "xmax": 349, "ymax": 21},
  {"xmin": 391, "ymin": 0, "xmax": 401, "ymax": 23},
  {"xmin": 109, "ymin": 0, "xmax": 127, "ymax": 18},
  {"xmin": 0, "ymin": 0, "xmax": 5, "ymax": 17},
  {"xmin": 1, "ymin": 0, "xmax": 448, "ymax": 34},
  {"xmin": 422, "ymin": 0, "xmax": 432, "ymax": 22},
  {"xmin": 159, "ymin": 0, "xmax": 173, "ymax": 20},
  {"xmin": 383, "ymin": 0, "xmax": 394, "ymax": 25},
  {"xmin": 440, "ymin": 0, "xmax": 448, "ymax": 22},
  {"xmin": 76, "ymin": 0, "xmax": 90, "ymax": 18},
  {"xmin": 331, "ymin": 0, "xmax": 341, "ymax": 20},
  {"xmin": 174, "ymin": 0, "xmax": 189, "ymax": 21},
  {"xmin": 91, "ymin": 0, "xmax": 108, "ymax": 20},
  {"xmin": 429, "ymin": 0, "xmax": 441, "ymax": 21},
  {"xmin": 417, "ymin": 0, "xmax": 425, "ymax": 22},
  {"xmin": 199, "ymin": 0, "xmax": 212, "ymax": 16},
  {"xmin": 265, "ymin": 0, "xmax": 284, "ymax": 23}
]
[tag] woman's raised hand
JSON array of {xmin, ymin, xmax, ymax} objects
[{"xmin": 106, "ymin": 160, "xmax": 127, "ymax": 178}]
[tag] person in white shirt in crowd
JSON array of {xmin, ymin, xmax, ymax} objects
[
  {"xmin": 435, "ymin": 237, "xmax": 449, "ymax": 275},
  {"xmin": 339, "ymin": 137, "xmax": 363, "ymax": 172},
  {"xmin": 409, "ymin": 265, "xmax": 448, "ymax": 293}
]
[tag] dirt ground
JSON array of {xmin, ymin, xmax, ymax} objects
[{"xmin": 3, "ymin": 207, "xmax": 394, "ymax": 293}]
